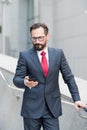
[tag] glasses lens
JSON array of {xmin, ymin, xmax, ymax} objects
[
  {"xmin": 32, "ymin": 36, "xmax": 45, "ymax": 42},
  {"xmin": 38, "ymin": 36, "xmax": 44, "ymax": 41}
]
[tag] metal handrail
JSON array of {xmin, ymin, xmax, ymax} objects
[
  {"xmin": 62, "ymin": 100, "xmax": 87, "ymax": 119},
  {"xmin": 0, "ymin": 70, "xmax": 24, "ymax": 91},
  {"xmin": 78, "ymin": 107, "xmax": 87, "ymax": 119},
  {"xmin": 0, "ymin": 71, "xmax": 24, "ymax": 99}
]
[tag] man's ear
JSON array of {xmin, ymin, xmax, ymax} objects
[{"xmin": 47, "ymin": 33, "xmax": 50, "ymax": 41}]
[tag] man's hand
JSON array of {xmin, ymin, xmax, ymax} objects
[
  {"xmin": 74, "ymin": 101, "xmax": 87, "ymax": 111},
  {"xmin": 24, "ymin": 76, "xmax": 38, "ymax": 89}
]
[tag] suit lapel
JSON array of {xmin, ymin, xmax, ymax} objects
[
  {"xmin": 29, "ymin": 48, "xmax": 45, "ymax": 76},
  {"xmin": 48, "ymin": 48, "xmax": 54, "ymax": 77}
]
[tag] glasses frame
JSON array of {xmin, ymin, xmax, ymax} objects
[{"xmin": 31, "ymin": 36, "xmax": 46, "ymax": 42}]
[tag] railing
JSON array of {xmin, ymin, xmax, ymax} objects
[
  {"xmin": 0, "ymin": 68, "xmax": 24, "ymax": 99},
  {"xmin": 62, "ymin": 100, "xmax": 87, "ymax": 119}
]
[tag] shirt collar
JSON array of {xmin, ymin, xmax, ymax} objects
[{"xmin": 37, "ymin": 47, "xmax": 48, "ymax": 55}]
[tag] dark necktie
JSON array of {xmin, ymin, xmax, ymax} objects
[{"xmin": 41, "ymin": 51, "xmax": 48, "ymax": 77}]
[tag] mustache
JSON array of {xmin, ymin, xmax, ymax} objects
[
  {"xmin": 34, "ymin": 43, "xmax": 42, "ymax": 46},
  {"xmin": 34, "ymin": 43, "xmax": 43, "ymax": 48},
  {"xmin": 34, "ymin": 43, "xmax": 45, "ymax": 51}
]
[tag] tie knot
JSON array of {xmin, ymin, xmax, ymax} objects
[{"xmin": 41, "ymin": 51, "xmax": 46, "ymax": 56}]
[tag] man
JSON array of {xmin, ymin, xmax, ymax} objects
[{"xmin": 13, "ymin": 23, "xmax": 86, "ymax": 130}]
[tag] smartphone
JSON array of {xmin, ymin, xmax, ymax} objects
[{"xmin": 28, "ymin": 77, "xmax": 37, "ymax": 82}]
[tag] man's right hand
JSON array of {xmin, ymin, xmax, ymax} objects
[{"xmin": 24, "ymin": 76, "xmax": 38, "ymax": 89}]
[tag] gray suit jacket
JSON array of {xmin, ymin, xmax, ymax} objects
[{"xmin": 13, "ymin": 47, "xmax": 80, "ymax": 118}]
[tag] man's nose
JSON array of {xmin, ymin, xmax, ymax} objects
[{"xmin": 35, "ymin": 38, "xmax": 39, "ymax": 41}]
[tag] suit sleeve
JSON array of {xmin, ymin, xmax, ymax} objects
[
  {"xmin": 60, "ymin": 50, "xmax": 81, "ymax": 102},
  {"xmin": 13, "ymin": 52, "xmax": 27, "ymax": 89}
]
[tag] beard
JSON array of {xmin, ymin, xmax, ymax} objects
[{"xmin": 34, "ymin": 43, "xmax": 46, "ymax": 51}]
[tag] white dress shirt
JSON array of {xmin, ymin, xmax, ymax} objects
[{"xmin": 37, "ymin": 47, "xmax": 49, "ymax": 66}]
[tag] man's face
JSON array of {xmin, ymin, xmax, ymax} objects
[{"xmin": 31, "ymin": 27, "xmax": 49, "ymax": 51}]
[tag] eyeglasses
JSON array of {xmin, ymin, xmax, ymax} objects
[{"xmin": 31, "ymin": 36, "xmax": 45, "ymax": 42}]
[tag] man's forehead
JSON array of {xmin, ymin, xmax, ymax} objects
[{"xmin": 31, "ymin": 27, "xmax": 45, "ymax": 36}]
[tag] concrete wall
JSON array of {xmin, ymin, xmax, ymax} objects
[
  {"xmin": 53, "ymin": 0, "xmax": 87, "ymax": 80},
  {"xmin": 39, "ymin": 0, "xmax": 87, "ymax": 80},
  {"xmin": 1, "ymin": 0, "xmax": 19, "ymax": 56},
  {"xmin": 0, "ymin": 0, "xmax": 29, "ymax": 57},
  {"xmin": 0, "ymin": 72, "xmax": 24, "ymax": 130}
]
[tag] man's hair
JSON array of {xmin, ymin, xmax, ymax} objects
[{"xmin": 30, "ymin": 23, "xmax": 49, "ymax": 35}]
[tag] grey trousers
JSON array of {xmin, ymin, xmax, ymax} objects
[
  {"xmin": 23, "ymin": 102, "xmax": 60, "ymax": 130},
  {"xmin": 23, "ymin": 117, "xmax": 59, "ymax": 130}
]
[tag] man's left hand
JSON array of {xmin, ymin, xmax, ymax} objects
[{"xmin": 75, "ymin": 101, "xmax": 87, "ymax": 111}]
